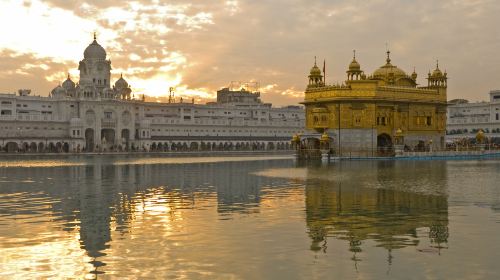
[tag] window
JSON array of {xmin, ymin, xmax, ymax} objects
[
  {"xmin": 496, "ymin": 113, "xmax": 499, "ymax": 121},
  {"xmin": 427, "ymin": 116, "xmax": 432, "ymax": 126},
  {"xmin": 104, "ymin": 111, "xmax": 113, "ymax": 119},
  {"xmin": 1, "ymin": 110, "xmax": 12, "ymax": 115},
  {"xmin": 1, "ymin": 101, "xmax": 12, "ymax": 105}
]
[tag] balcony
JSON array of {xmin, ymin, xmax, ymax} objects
[{"xmin": 101, "ymin": 119, "xmax": 117, "ymax": 128}]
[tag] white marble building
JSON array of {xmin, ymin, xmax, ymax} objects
[
  {"xmin": 446, "ymin": 90, "xmax": 500, "ymax": 141},
  {"xmin": 0, "ymin": 37, "xmax": 304, "ymax": 153}
]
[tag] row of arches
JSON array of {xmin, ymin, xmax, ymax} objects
[
  {"xmin": 1, "ymin": 141, "xmax": 70, "ymax": 153},
  {"xmin": 1, "ymin": 140, "xmax": 293, "ymax": 153},
  {"xmin": 147, "ymin": 141, "xmax": 292, "ymax": 152}
]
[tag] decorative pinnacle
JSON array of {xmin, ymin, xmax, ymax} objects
[
  {"xmin": 436, "ymin": 59, "xmax": 439, "ymax": 69},
  {"xmin": 93, "ymin": 32, "xmax": 96, "ymax": 40},
  {"xmin": 353, "ymin": 49, "xmax": 356, "ymax": 59},
  {"xmin": 314, "ymin": 56, "xmax": 317, "ymax": 66},
  {"xmin": 386, "ymin": 50, "xmax": 391, "ymax": 64}
]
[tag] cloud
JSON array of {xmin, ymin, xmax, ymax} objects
[
  {"xmin": 1, "ymin": 0, "xmax": 500, "ymax": 105},
  {"xmin": 0, "ymin": 49, "xmax": 71, "ymax": 95}
]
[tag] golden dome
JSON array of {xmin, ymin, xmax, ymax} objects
[
  {"xmin": 349, "ymin": 58, "xmax": 361, "ymax": 71},
  {"xmin": 431, "ymin": 60, "xmax": 443, "ymax": 77},
  {"xmin": 372, "ymin": 51, "xmax": 407, "ymax": 80},
  {"xmin": 310, "ymin": 64, "xmax": 321, "ymax": 76},
  {"xmin": 411, "ymin": 68, "xmax": 418, "ymax": 80},
  {"xmin": 309, "ymin": 56, "xmax": 322, "ymax": 76},
  {"xmin": 432, "ymin": 68, "xmax": 443, "ymax": 77},
  {"xmin": 348, "ymin": 50, "xmax": 361, "ymax": 71}
]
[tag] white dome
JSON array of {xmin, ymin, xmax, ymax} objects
[
  {"xmin": 51, "ymin": 85, "xmax": 66, "ymax": 97},
  {"xmin": 115, "ymin": 74, "xmax": 129, "ymax": 89},
  {"xmin": 62, "ymin": 75, "xmax": 75, "ymax": 90},
  {"xmin": 84, "ymin": 39, "xmax": 106, "ymax": 60}
]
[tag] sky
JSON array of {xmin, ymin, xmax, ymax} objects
[{"xmin": 0, "ymin": 0, "xmax": 499, "ymax": 106}]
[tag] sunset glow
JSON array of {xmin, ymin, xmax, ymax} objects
[{"xmin": 1, "ymin": 0, "xmax": 499, "ymax": 105}]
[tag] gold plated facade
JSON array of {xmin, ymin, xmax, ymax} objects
[{"xmin": 302, "ymin": 51, "xmax": 448, "ymax": 155}]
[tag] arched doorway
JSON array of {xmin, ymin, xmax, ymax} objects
[
  {"xmin": 63, "ymin": 143, "xmax": 69, "ymax": 153},
  {"xmin": 56, "ymin": 142, "xmax": 62, "ymax": 153},
  {"xmin": 38, "ymin": 142, "xmax": 44, "ymax": 153},
  {"xmin": 6, "ymin": 142, "xmax": 18, "ymax": 153},
  {"xmin": 377, "ymin": 133, "xmax": 393, "ymax": 156},
  {"xmin": 121, "ymin": 129, "xmax": 130, "ymax": 151},
  {"xmin": 30, "ymin": 142, "xmax": 37, "ymax": 152},
  {"xmin": 190, "ymin": 142, "xmax": 199, "ymax": 151},
  {"xmin": 85, "ymin": 128, "xmax": 94, "ymax": 152},
  {"xmin": 101, "ymin": 129, "xmax": 115, "ymax": 145},
  {"xmin": 48, "ymin": 142, "xmax": 56, "ymax": 153}
]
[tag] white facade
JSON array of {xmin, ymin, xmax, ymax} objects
[
  {"xmin": 446, "ymin": 90, "xmax": 500, "ymax": 140},
  {"xmin": 0, "ymin": 38, "xmax": 304, "ymax": 153}
]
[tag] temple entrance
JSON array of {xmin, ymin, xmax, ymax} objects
[
  {"xmin": 121, "ymin": 129, "xmax": 130, "ymax": 151},
  {"xmin": 101, "ymin": 129, "xmax": 115, "ymax": 151},
  {"xmin": 85, "ymin": 128, "xmax": 94, "ymax": 152},
  {"xmin": 377, "ymin": 133, "xmax": 393, "ymax": 156}
]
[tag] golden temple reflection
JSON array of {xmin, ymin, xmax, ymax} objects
[{"xmin": 303, "ymin": 160, "xmax": 449, "ymax": 263}]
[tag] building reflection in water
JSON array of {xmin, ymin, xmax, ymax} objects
[
  {"xmin": 303, "ymin": 160, "xmax": 449, "ymax": 264},
  {"xmin": 0, "ymin": 158, "xmax": 291, "ymax": 277}
]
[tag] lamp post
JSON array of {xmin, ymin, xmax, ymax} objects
[{"xmin": 338, "ymin": 103, "xmax": 341, "ymax": 157}]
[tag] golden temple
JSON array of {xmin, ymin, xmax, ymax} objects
[{"xmin": 298, "ymin": 51, "xmax": 448, "ymax": 157}]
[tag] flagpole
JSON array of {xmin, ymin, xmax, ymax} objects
[{"xmin": 323, "ymin": 59, "xmax": 326, "ymax": 85}]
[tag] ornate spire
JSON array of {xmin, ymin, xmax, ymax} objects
[
  {"xmin": 386, "ymin": 50, "xmax": 391, "ymax": 64},
  {"xmin": 314, "ymin": 56, "xmax": 317, "ymax": 66},
  {"xmin": 436, "ymin": 59, "xmax": 439, "ymax": 69},
  {"xmin": 353, "ymin": 49, "xmax": 356, "ymax": 59},
  {"xmin": 93, "ymin": 31, "xmax": 97, "ymax": 41}
]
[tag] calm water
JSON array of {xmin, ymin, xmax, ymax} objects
[{"xmin": 1, "ymin": 155, "xmax": 500, "ymax": 279}]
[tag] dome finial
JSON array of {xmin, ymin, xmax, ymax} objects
[
  {"xmin": 314, "ymin": 56, "xmax": 317, "ymax": 66},
  {"xmin": 93, "ymin": 31, "xmax": 96, "ymax": 41},
  {"xmin": 120, "ymin": 73, "xmax": 123, "ymax": 78},
  {"xmin": 353, "ymin": 49, "xmax": 356, "ymax": 59},
  {"xmin": 67, "ymin": 72, "xmax": 70, "ymax": 79},
  {"xmin": 386, "ymin": 50, "xmax": 391, "ymax": 64},
  {"xmin": 436, "ymin": 59, "xmax": 439, "ymax": 69}
]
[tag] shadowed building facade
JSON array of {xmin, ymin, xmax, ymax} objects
[{"xmin": 301, "ymin": 52, "xmax": 448, "ymax": 156}]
